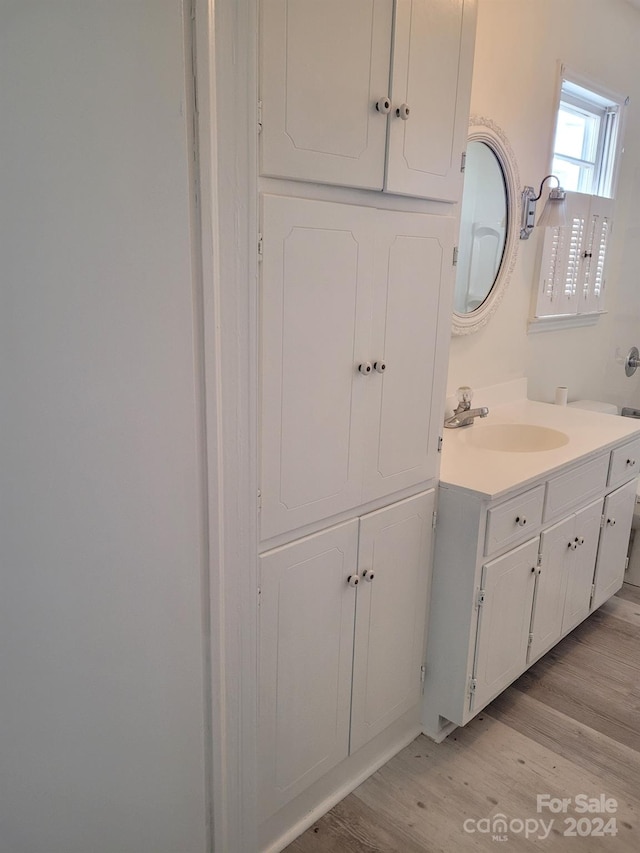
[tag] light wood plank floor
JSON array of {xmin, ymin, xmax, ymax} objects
[{"xmin": 286, "ymin": 584, "xmax": 640, "ymax": 851}]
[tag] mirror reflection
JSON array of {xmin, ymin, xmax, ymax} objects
[{"xmin": 453, "ymin": 141, "xmax": 508, "ymax": 315}]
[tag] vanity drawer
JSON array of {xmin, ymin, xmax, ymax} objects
[
  {"xmin": 609, "ymin": 438, "xmax": 640, "ymax": 488},
  {"xmin": 544, "ymin": 454, "xmax": 608, "ymax": 522},
  {"xmin": 484, "ymin": 485, "xmax": 545, "ymax": 556}
]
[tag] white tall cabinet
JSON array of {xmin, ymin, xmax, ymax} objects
[{"xmin": 256, "ymin": 2, "xmax": 477, "ymax": 848}]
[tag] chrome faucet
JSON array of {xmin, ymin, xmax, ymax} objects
[{"xmin": 444, "ymin": 386, "xmax": 489, "ymax": 429}]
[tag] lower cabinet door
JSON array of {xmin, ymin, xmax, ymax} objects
[
  {"xmin": 350, "ymin": 490, "xmax": 435, "ymax": 753},
  {"xmin": 592, "ymin": 479, "xmax": 636, "ymax": 610},
  {"xmin": 529, "ymin": 516, "xmax": 572, "ymax": 662},
  {"xmin": 471, "ymin": 538, "xmax": 538, "ymax": 713},
  {"xmin": 258, "ymin": 520, "xmax": 359, "ymax": 819},
  {"xmin": 530, "ymin": 499, "xmax": 603, "ymax": 661},
  {"xmin": 562, "ymin": 499, "xmax": 602, "ymax": 633}
]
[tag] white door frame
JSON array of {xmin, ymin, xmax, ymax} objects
[{"xmin": 194, "ymin": 1, "xmax": 259, "ymax": 850}]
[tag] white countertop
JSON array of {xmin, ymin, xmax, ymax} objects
[{"xmin": 440, "ymin": 397, "xmax": 640, "ymax": 500}]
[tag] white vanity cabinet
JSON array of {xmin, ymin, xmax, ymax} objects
[
  {"xmin": 258, "ymin": 490, "xmax": 435, "ymax": 819},
  {"xmin": 423, "ymin": 441, "xmax": 639, "ymax": 742},
  {"xmin": 260, "ymin": 194, "xmax": 454, "ymax": 541},
  {"xmin": 259, "ymin": 0, "xmax": 476, "ymax": 202}
]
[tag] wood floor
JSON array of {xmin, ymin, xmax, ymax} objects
[{"xmin": 286, "ymin": 584, "xmax": 640, "ymax": 852}]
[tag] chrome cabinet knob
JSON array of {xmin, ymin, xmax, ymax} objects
[
  {"xmin": 358, "ymin": 362, "xmax": 372, "ymax": 375},
  {"xmin": 375, "ymin": 97, "xmax": 391, "ymax": 114}
]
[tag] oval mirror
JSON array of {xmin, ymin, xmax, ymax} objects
[{"xmin": 453, "ymin": 117, "xmax": 520, "ymax": 335}]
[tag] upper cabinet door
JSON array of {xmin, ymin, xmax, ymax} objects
[
  {"xmin": 364, "ymin": 211, "xmax": 454, "ymax": 502},
  {"xmin": 260, "ymin": 0, "xmax": 393, "ymax": 189},
  {"xmin": 259, "ymin": 0, "xmax": 477, "ymax": 202},
  {"xmin": 260, "ymin": 195, "xmax": 374, "ymax": 540},
  {"xmin": 385, "ymin": 0, "xmax": 476, "ymax": 201}
]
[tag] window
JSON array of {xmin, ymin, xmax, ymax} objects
[
  {"xmin": 552, "ymin": 79, "xmax": 621, "ymax": 198},
  {"xmin": 532, "ymin": 70, "xmax": 626, "ymax": 327}
]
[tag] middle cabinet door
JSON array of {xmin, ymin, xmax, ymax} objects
[
  {"xmin": 363, "ymin": 210, "xmax": 454, "ymax": 503},
  {"xmin": 260, "ymin": 194, "xmax": 453, "ymax": 541}
]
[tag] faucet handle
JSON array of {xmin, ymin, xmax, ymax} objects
[{"xmin": 457, "ymin": 386, "xmax": 473, "ymax": 406}]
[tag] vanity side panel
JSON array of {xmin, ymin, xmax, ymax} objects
[{"xmin": 422, "ymin": 485, "xmax": 485, "ymax": 736}]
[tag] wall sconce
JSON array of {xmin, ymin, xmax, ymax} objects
[{"xmin": 520, "ymin": 175, "xmax": 567, "ymax": 239}]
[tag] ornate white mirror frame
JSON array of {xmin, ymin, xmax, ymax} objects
[{"xmin": 452, "ymin": 116, "xmax": 521, "ymax": 336}]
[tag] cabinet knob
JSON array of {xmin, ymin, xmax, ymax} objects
[
  {"xmin": 375, "ymin": 96, "xmax": 392, "ymax": 114},
  {"xmin": 347, "ymin": 574, "xmax": 360, "ymax": 588},
  {"xmin": 374, "ymin": 361, "xmax": 387, "ymax": 374},
  {"xmin": 358, "ymin": 362, "xmax": 372, "ymax": 375},
  {"xmin": 515, "ymin": 516, "xmax": 527, "ymax": 527},
  {"xmin": 396, "ymin": 103, "xmax": 410, "ymax": 120},
  {"xmin": 607, "ymin": 517, "xmax": 616, "ymax": 527},
  {"xmin": 627, "ymin": 458, "xmax": 636, "ymax": 467},
  {"xmin": 568, "ymin": 541, "xmax": 577, "ymax": 550},
  {"xmin": 362, "ymin": 569, "xmax": 375, "ymax": 583},
  {"xmin": 576, "ymin": 536, "xmax": 585, "ymax": 546}
]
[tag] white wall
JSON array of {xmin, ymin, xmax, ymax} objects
[
  {"xmin": 0, "ymin": 3, "xmax": 209, "ymax": 852},
  {"xmin": 447, "ymin": 0, "xmax": 640, "ymax": 408}
]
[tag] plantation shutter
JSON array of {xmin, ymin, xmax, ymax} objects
[
  {"xmin": 535, "ymin": 192, "xmax": 612, "ymax": 319},
  {"xmin": 580, "ymin": 195, "xmax": 613, "ymax": 314}
]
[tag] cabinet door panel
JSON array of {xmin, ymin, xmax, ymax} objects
[
  {"xmin": 592, "ymin": 479, "xmax": 636, "ymax": 610},
  {"xmin": 472, "ymin": 538, "xmax": 538, "ymax": 712},
  {"xmin": 258, "ymin": 521, "xmax": 359, "ymax": 818},
  {"xmin": 364, "ymin": 212, "xmax": 454, "ymax": 502},
  {"xmin": 260, "ymin": 0, "xmax": 393, "ymax": 189},
  {"xmin": 260, "ymin": 196, "xmax": 373, "ymax": 539},
  {"xmin": 385, "ymin": 0, "xmax": 476, "ymax": 200},
  {"xmin": 562, "ymin": 499, "xmax": 602, "ymax": 633},
  {"xmin": 530, "ymin": 516, "xmax": 572, "ymax": 661},
  {"xmin": 351, "ymin": 491, "xmax": 434, "ymax": 752}
]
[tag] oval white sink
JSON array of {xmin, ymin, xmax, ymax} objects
[{"xmin": 464, "ymin": 423, "xmax": 570, "ymax": 453}]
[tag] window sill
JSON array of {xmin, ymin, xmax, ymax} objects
[{"xmin": 528, "ymin": 312, "xmax": 606, "ymax": 334}]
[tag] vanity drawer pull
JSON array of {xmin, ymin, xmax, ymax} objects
[
  {"xmin": 627, "ymin": 458, "xmax": 636, "ymax": 467},
  {"xmin": 515, "ymin": 516, "xmax": 527, "ymax": 527}
]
